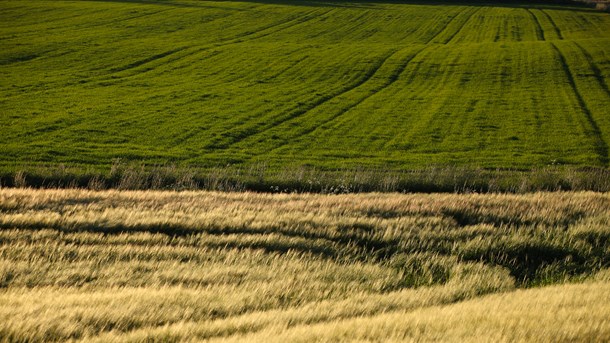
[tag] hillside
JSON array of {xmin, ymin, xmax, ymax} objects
[{"xmin": 1, "ymin": 0, "xmax": 610, "ymax": 178}]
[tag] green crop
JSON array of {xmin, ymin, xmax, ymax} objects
[{"xmin": 1, "ymin": 0, "xmax": 609, "ymax": 176}]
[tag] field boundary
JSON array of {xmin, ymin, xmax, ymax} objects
[{"xmin": 1, "ymin": 163, "xmax": 609, "ymax": 193}]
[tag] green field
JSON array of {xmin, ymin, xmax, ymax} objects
[
  {"xmin": 0, "ymin": 189, "xmax": 608, "ymax": 341},
  {"xmin": 2, "ymin": 3, "xmax": 609, "ymax": 339},
  {"xmin": 1, "ymin": 0, "xmax": 610, "ymax": 176}
]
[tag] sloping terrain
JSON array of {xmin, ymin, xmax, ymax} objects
[{"xmin": 1, "ymin": 0, "xmax": 609, "ymax": 171}]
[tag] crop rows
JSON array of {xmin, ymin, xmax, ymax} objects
[{"xmin": 1, "ymin": 0, "xmax": 609, "ymax": 175}]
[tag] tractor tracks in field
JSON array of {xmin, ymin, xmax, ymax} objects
[
  {"xmin": 526, "ymin": 8, "xmax": 564, "ymax": 42},
  {"xmin": 216, "ymin": 8, "xmax": 482, "ymax": 152},
  {"xmin": 92, "ymin": 46, "xmax": 202, "ymax": 83},
  {"xmin": 220, "ymin": 7, "xmax": 337, "ymax": 45},
  {"xmin": 2, "ymin": 8, "xmax": 111, "ymax": 37},
  {"xmin": 526, "ymin": 9, "xmax": 545, "ymax": 41},
  {"xmin": 424, "ymin": 9, "xmax": 467, "ymax": 44},
  {"xmin": 4, "ymin": 8, "xmax": 170, "ymax": 38},
  {"xmin": 540, "ymin": 10, "xmax": 563, "ymax": 40},
  {"xmin": 418, "ymin": 6, "xmax": 479, "ymax": 45},
  {"xmin": 283, "ymin": 46, "xmax": 431, "ymax": 141},
  {"xmin": 95, "ymin": 7, "xmax": 332, "ymax": 82},
  {"xmin": 441, "ymin": 7, "xmax": 483, "ymax": 45},
  {"xmin": 236, "ymin": 45, "xmax": 432, "ymax": 155},
  {"xmin": 550, "ymin": 43, "xmax": 608, "ymax": 165},
  {"xmin": 203, "ymin": 48, "xmax": 403, "ymax": 150},
  {"xmin": 572, "ymin": 42, "xmax": 610, "ymax": 99},
  {"xmin": 109, "ymin": 47, "xmax": 190, "ymax": 73}
]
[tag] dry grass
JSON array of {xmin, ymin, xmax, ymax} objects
[
  {"xmin": 213, "ymin": 281, "xmax": 610, "ymax": 343},
  {"xmin": 0, "ymin": 189, "xmax": 608, "ymax": 342}
]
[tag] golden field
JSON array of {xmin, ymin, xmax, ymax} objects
[{"xmin": 0, "ymin": 189, "xmax": 608, "ymax": 342}]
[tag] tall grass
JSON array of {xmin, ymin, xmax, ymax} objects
[
  {"xmin": 2, "ymin": 161, "xmax": 610, "ymax": 193},
  {"xmin": 0, "ymin": 189, "xmax": 608, "ymax": 341}
]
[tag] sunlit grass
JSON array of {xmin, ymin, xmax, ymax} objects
[
  {"xmin": 0, "ymin": 189, "xmax": 608, "ymax": 341},
  {"xmin": 1, "ymin": 0, "xmax": 609, "ymax": 174}
]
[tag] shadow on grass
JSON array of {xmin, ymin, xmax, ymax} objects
[
  {"xmin": 1, "ymin": 162, "xmax": 609, "ymax": 193},
  {"xmin": 81, "ymin": 0, "xmax": 600, "ymax": 12}
]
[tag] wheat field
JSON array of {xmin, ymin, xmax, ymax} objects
[{"xmin": 0, "ymin": 189, "xmax": 608, "ymax": 341}]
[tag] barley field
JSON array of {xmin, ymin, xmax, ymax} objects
[
  {"xmin": 1, "ymin": 0, "xmax": 610, "ymax": 179},
  {"xmin": 0, "ymin": 189, "xmax": 608, "ymax": 341}
]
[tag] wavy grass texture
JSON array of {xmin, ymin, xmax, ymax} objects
[
  {"xmin": 1, "ymin": 0, "xmax": 610, "ymax": 174},
  {"xmin": 0, "ymin": 189, "xmax": 608, "ymax": 341}
]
